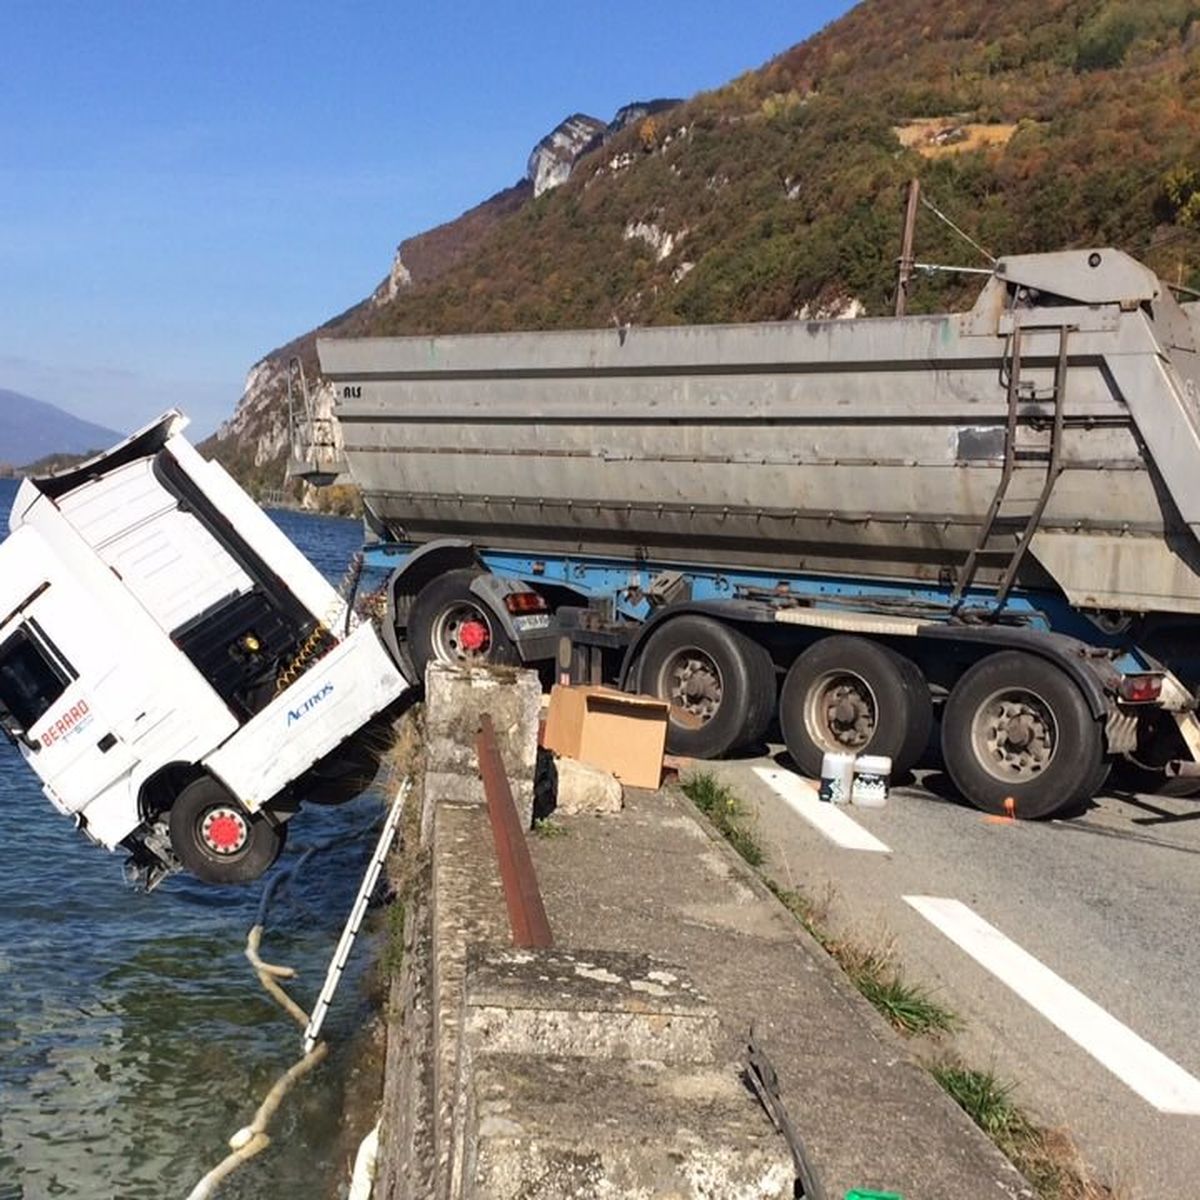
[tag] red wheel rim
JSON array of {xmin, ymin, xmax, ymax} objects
[
  {"xmin": 201, "ymin": 806, "xmax": 249, "ymax": 855},
  {"xmin": 458, "ymin": 619, "xmax": 490, "ymax": 653}
]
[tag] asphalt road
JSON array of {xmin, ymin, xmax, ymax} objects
[{"xmin": 702, "ymin": 751, "xmax": 1200, "ymax": 1199}]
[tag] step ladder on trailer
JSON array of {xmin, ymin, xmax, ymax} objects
[
  {"xmin": 286, "ymin": 355, "xmax": 347, "ymax": 487},
  {"xmin": 952, "ymin": 321, "xmax": 1073, "ymax": 618}
]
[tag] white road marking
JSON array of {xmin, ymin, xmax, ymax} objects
[
  {"xmin": 905, "ymin": 895, "xmax": 1200, "ymax": 1115},
  {"xmin": 751, "ymin": 766, "xmax": 891, "ymax": 853}
]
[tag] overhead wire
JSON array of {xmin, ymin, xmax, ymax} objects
[{"xmin": 919, "ymin": 193, "xmax": 997, "ymax": 265}]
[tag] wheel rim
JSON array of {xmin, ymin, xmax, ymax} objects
[
  {"xmin": 970, "ymin": 687, "xmax": 1058, "ymax": 783},
  {"xmin": 200, "ymin": 806, "xmax": 250, "ymax": 857},
  {"xmin": 655, "ymin": 646, "xmax": 724, "ymax": 728},
  {"xmin": 430, "ymin": 601, "xmax": 495, "ymax": 664},
  {"xmin": 804, "ymin": 669, "xmax": 878, "ymax": 753}
]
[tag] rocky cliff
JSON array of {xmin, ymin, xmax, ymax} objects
[{"xmin": 208, "ymin": 103, "xmax": 680, "ymax": 495}]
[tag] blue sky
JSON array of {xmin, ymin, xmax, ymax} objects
[{"xmin": 0, "ymin": 1, "xmax": 852, "ymax": 439}]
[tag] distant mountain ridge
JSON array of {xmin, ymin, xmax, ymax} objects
[{"xmin": 0, "ymin": 390, "xmax": 120, "ymax": 468}]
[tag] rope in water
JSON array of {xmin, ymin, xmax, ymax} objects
[
  {"xmin": 183, "ymin": 813, "xmax": 390, "ymax": 1200},
  {"xmin": 183, "ymin": 930, "xmax": 328, "ymax": 1200}
]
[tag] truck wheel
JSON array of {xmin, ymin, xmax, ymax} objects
[
  {"xmin": 168, "ymin": 776, "xmax": 286, "ymax": 885},
  {"xmin": 941, "ymin": 651, "xmax": 1103, "ymax": 819},
  {"xmin": 638, "ymin": 615, "xmax": 776, "ymax": 758},
  {"xmin": 407, "ymin": 569, "xmax": 518, "ymax": 680},
  {"xmin": 780, "ymin": 637, "xmax": 932, "ymax": 777}
]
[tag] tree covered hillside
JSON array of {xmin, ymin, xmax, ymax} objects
[
  {"xmin": 209, "ymin": 0, "xmax": 1200, "ymax": 489},
  {"xmin": 350, "ymin": 0, "xmax": 1200, "ymax": 337}
]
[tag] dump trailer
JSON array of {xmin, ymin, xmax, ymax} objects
[
  {"xmin": 0, "ymin": 412, "xmax": 410, "ymax": 888},
  {"xmin": 301, "ymin": 247, "xmax": 1200, "ymax": 819}
]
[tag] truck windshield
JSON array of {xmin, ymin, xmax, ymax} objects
[{"xmin": 0, "ymin": 627, "xmax": 69, "ymax": 733}]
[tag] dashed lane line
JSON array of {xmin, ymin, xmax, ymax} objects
[
  {"xmin": 905, "ymin": 895, "xmax": 1200, "ymax": 1115},
  {"xmin": 751, "ymin": 766, "xmax": 892, "ymax": 854}
]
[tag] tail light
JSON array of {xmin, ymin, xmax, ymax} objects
[
  {"xmin": 1119, "ymin": 673, "xmax": 1163, "ymax": 704},
  {"xmin": 504, "ymin": 591, "xmax": 548, "ymax": 615}
]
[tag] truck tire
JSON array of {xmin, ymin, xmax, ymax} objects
[
  {"xmin": 638, "ymin": 615, "xmax": 776, "ymax": 758},
  {"xmin": 941, "ymin": 651, "xmax": 1104, "ymax": 819},
  {"xmin": 168, "ymin": 776, "xmax": 286, "ymax": 885},
  {"xmin": 780, "ymin": 636, "xmax": 932, "ymax": 777},
  {"xmin": 1054, "ymin": 755, "xmax": 1115, "ymax": 818},
  {"xmin": 407, "ymin": 569, "xmax": 518, "ymax": 680}
]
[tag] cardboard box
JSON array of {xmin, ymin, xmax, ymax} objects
[{"xmin": 543, "ymin": 685, "xmax": 668, "ymax": 790}]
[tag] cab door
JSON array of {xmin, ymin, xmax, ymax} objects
[{"xmin": 0, "ymin": 608, "xmax": 137, "ymax": 816}]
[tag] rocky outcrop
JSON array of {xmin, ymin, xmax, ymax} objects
[
  {"xmin": 526, "ymin": 114, "xmax": 607, "ymax": 198},
  {"xmin": 794, "ymin": 295, "xmax": 866, "ymax": 320},
  {"xmin": 214, "ymin": 357, "xmax": 290, "ymax": 469},
  {"xmin": 371, "ymin": 255, "xmax": 412, "ymax": 308},
  {"xmin": 623, "ymin": 219, "xmax": 687, "ymax": 262},
  {"xmin": 524, "ymin": 103, "xmax": 683, "ymax": 201},
  {"xmin": 372, "ymin": 179, "xmax": 532, "ymax": 309},
  {"xmin": 608, "ymin": 98, "xmax": 681, "ymax": 135}
]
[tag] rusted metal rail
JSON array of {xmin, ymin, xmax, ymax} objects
[{"xmin": 476, "ymin": 714, "xmax": 553, "ymax": 949}]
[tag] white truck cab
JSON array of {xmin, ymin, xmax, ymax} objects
[{"xmin": 0, "ymin": 411, "xmax": 410, "ymax": 887}]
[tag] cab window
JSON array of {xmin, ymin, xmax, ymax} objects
[{"xmin": 0, "ymin": 626, "xmax": 70, "ymax": 733}]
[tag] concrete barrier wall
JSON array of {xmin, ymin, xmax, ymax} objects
[{"xmin": 374, "ymin": 664, "xmax": 792, "ymax": 1199}]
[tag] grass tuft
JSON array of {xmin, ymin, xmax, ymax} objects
[
  {"xmin": 532, "ymin": 818, "xmax": 568, "ymax": 839},
  {"xmin": 764, "ymin": 879, "xmax": 825, "ymax": 938},
  {"xmin": 932, "ymin": 1065, "xmax": 1031, "ymax": 1142},
  {"xmin": 765, "ymin": 879, "xmax": 957, "ymax": 1036},
  {"xmin": 850, "ymin": 961, "xmax": 959, "ymax": 1037},
  {"xmin": 681, "ymin": 772, "xmax": 765, "ymax": 866},
  {"xmin": 381, "ymin": 898, "xmax": 407, "ymax": 978},
  {"xmin": 932, "ymin": 1064, "xmax": 1118, "ymax": 1199}
]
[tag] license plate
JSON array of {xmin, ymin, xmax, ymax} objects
[{"xmin": 514, "ymin": 614, "xmax": 550, "ymax": 632}]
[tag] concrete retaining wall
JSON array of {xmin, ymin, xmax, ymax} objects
[{"xmin": 374, "ymin": 664, "xmax": 792, "ymax": 1199}]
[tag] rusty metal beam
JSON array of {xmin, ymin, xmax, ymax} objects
[{"xmin": 476, "ymin": 714, "xmax": 553, "ymax": 949}]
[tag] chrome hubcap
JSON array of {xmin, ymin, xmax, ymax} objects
[
  {"xmin": 805, "ymin": 670, "xmax": 877, "ymax": 752},
  {"xmin": 658, "ymin": 648, "xmax": 723, "ymax": 727},
  {"xmin": 971, "ymin": 688, "xmax": 1057, "ymax": 782}
]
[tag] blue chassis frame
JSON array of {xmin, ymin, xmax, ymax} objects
[{"xmin": 364, "ymin": 541, "xmax": 1156, "ymax": 677}]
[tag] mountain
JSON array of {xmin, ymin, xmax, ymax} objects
[
  {"xmin": 0, "ymin": 390, "xmax": 120, "ymax": 470},
  {"xmin": 207, "ymin": 0, "xmax": 1200, "ymax": 493},
  {"xmin": 206, "ymin": 100, "xmax": 682, "ymax": 494}
]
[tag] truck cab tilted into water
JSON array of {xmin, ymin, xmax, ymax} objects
[{"xmin": 0, "ymin": 412, "xmax": 410, "ymax": 888}]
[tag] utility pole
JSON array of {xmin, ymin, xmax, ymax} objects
[{"xmin": 895, "ymin": 178, "xmax": 920, "ymax": 317}]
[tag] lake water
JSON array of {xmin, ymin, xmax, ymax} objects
[{"xmin": 0, "ymin": 479, "xmax": 386, "ymax": 1200}]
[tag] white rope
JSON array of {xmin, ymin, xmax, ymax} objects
[
  {"xmin": 347, "ymin": 1120, "xmax": 381, "ymax": 1200},
  {"xmin": 183, "ymin": 933, "xmax": 328, "ymax": 1200},
  {"xmin": 185, "ymin": 775, "xmax": 410, "ymax": 1199}
]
